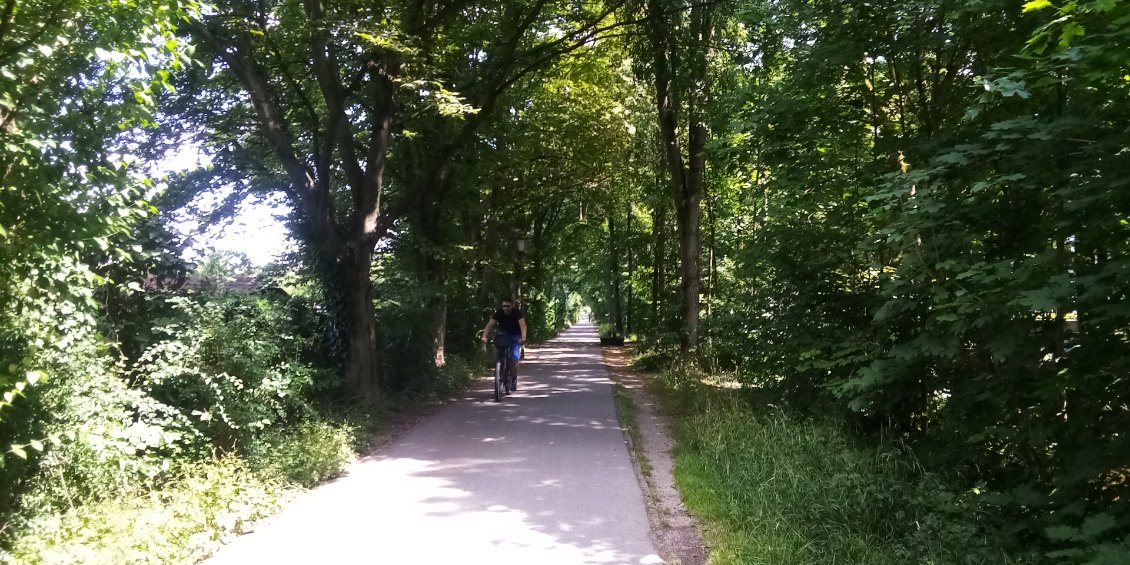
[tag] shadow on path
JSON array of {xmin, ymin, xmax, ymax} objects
[{"xmin": 206, "ymin": 322, "xmax": 663, "ymax": 565}]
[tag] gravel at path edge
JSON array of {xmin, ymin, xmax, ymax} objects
[{"xmin": 602, "ymin": 345, "xmax": 708, "ymax": 565}]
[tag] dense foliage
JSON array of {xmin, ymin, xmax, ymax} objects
[
  {"xmin": 597, "ymin": 0, "xmax": 1130, "ymax": 561},
  {"xmin": 1, "ymin": 0, "xmax": 592, "ymax": 558},
  {"xmin": 660, "ymin": 379, "xmax": 1021, "ymax": 564},
  {"xmin": 1, "ymin": 0, "xmax": 1126, "ymax": 561}
]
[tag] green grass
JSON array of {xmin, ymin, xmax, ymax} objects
[
  {"xmin": 658, "ymin": 379, "xmax": 1024, "ymax": 565},
  {"xmin": 612, "ymin": 384, "xmax": 653, "ymax": 483}
]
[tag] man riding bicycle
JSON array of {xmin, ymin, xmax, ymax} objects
[{"xmin": 480, "ymin": 298, "xmax": 527, "ymax": 386}]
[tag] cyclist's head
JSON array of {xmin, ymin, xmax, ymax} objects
[{"xmin": 501, "ymin": 299, "xmax": 513, "ymax": 311}]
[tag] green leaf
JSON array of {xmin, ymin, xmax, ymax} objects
[
  {"xmin": 1023, "ymin": 0, "xmax": 1053, "ymax": 11},
  {"xmin": 1089, "ymin": 542, "xmax": 1130, "ymax": 564},
  {"xmin": 1079, "ymin": 513, "xmax": 1117, "ymax": 540},
  {"xmin": 1045, "ymin": 524, "xmax": 1079, "ymax": 541},
  {"xmin": 1059, "ymin": 21, "xmax": 1085, "ymax": 46},
  {"xmin": 9, "ymin": 445, "xmax": 27, "ymax": 459},
  {"xmin": 1046, "ymin": 548, "xmax": 1086, "ymax": 559}
]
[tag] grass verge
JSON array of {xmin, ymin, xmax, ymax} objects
[
  {"xmin": 612, "ymin": 384, "xmax": 653, "ymax": 484},
  {"xmin": 654, "ymin": 375, "xmax": 1025, "ymax": 565},
  {"xmin": 3, "ymin": 457, "xmax": 286, "ymax": 564},
  {"xmin": 0, "ymin": 364, "xmax": 484, "ymax": 565}
]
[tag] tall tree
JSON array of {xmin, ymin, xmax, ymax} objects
[
  {"xmin": 181, "ymin": 1, "xmax": 400, "ymax": 400},
  {"xmin": 640, "ymin": 0, "xmax": 715, "ymax": 357},
  {"xmin": 388, "ymin": 0, "xmax": 631, "ymax": 366},
  {"xmin": 468, "ymin": 40, "xmax": 641, "ymax": 336},
  {"xmin": 177, "ymin": 0, "xmax": 629, "ymax": 385}
]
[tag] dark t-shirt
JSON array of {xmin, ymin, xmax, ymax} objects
[{"xmin": 492, "ymin": 308, "xmax": 524, "ymax": 335}]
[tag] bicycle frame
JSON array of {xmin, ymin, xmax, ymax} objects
[{"xmin": 493, "ymin": 334, "xmax": 516, "ymax": 402}]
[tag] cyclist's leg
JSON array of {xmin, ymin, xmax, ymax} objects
[{"xmin": 509, "ymin": 341, "xmax": 520, "ymax": 387}]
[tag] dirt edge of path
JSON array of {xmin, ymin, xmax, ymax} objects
[{"xmin": 603, "ymin": 345, "xmax": 709, "ymax": 565}]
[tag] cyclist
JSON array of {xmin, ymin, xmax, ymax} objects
[{"xmin": 480, "ymin": 298, "xmax": 527, "ymax": 386}]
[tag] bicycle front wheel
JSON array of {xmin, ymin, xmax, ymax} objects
[
  {"xmin": 494, "ymin": 361, "xmax": 503, "ymax": 402},
  {"xmin": 502, "ymin": 357, "xmax": 512, "ymax": 394}
]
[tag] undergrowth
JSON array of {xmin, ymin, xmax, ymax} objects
[
  {"xmin": 245, "ymin": 419, "xmax": 357, "ymax": 488},
  {"xmin": 2, "ymin": 457, "xmax": 285, "ymax": 564},
  {"xmin": 653, "ymin": 368, "xmax": 1029, "ymax": 565},
  {"xmin": 1, "ymin": 414, "xmax": 360, "ymax": 564}
]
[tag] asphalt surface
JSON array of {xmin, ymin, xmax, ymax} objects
[{"xmin": 205, "ymin": 321, "xmax": 663, "ymax": 565}]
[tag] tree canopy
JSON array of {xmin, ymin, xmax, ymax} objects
[{"xmin": 2, "ymin": 0, "xmax": 1129, "ymax": 561}]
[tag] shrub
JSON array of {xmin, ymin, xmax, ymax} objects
[
  {"xmin": 665, "ymin": 385, "xmax": 1024, "ymax": 564},
  {"xmin": 431, "ymin": 355, "xmax": 482, "ymax": 397},
  {"xmin": 245, "ymin": 420, "xmax": 355, "ymax": 487},
  {"xmin": 632, "ymin": 336, "xmax": 678, "ymax": 372},
  {"xmin": 133, "ymin": 294, "xmax": 325, "ymax": 451},
  {"xmin": 2, "ymin": 341, "xmax": 199, "ymax": 522},
  {"xmin": 2, "ymin": 456, "xmax": 285, "ymax": 565}
]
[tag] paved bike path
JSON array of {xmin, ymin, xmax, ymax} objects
[{"xmin": 206, "ymin": 321, "xmax": 663, "ymax": 564}]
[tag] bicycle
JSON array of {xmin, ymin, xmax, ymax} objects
[{"xmin": 492, "ymin": 333, "xmax": 519, "ymax": 402}]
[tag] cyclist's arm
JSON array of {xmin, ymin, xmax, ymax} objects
[
  {"xmin": 481, "ymin": 319, "xmax": 496, "ymax": 341},
  {"xmin": 519, "ymin": 318, "xmax": 527, "ymax": 343}
]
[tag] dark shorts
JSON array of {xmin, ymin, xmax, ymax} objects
[{"xmin": 494, "ymin": 332, "xmax": 521, "ymax": 361}]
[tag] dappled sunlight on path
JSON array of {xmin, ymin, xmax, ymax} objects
[{"xmin": 206, "ymin": 322, "xmax": 663, "ymax": 565}]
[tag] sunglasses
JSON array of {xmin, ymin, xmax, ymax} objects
[{"xmin": 502, "ymin": 304, "xmax": 513, "ymax": 309}]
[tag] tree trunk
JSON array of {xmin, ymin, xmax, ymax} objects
[
  {"xmin": 420, "ymin": 232, "xmax": 448, "ymax": 368},
  {"xmin": 430, "ymin": 289, "xmax": 448, "ymax": 367},
  {"xmin": 476, "ymin": 181, "xmax": 502, "ymax": 305},
  {"xmin": 651, "ymin": 197, "xmax": 666, "ymax": 330},
  {"xmin": 626, "ymin": 200, "xmax": 634, "ymax": 336},
  {"xmin": 344, "ymin": 253, "xmax": 378, "ymax": 399},
  {"xmin": 515, "ymin": 253, "xmax": 524, "ymax": 306},
  {"xmin": 412, "ymin": 164, "xmax": 451, "ymax": 368},
  {"xmin": 706, "ymin": 167, "xmax": 717, "ymax": 318},
  {"xmin": 609, "ymin": 212, "xmax": 624, "ymax": 336},
  {"xmin": 675, "ymin": 184, "xmax": 702, "ymax": 356},
  {"xmin": 647, "ymin": 0, "xmax": 711, "ymax": 358}
]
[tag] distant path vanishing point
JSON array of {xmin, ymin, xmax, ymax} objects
[{"xmin": 206, "ymin": 321, "xmax": 664, "ymax": 565}]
